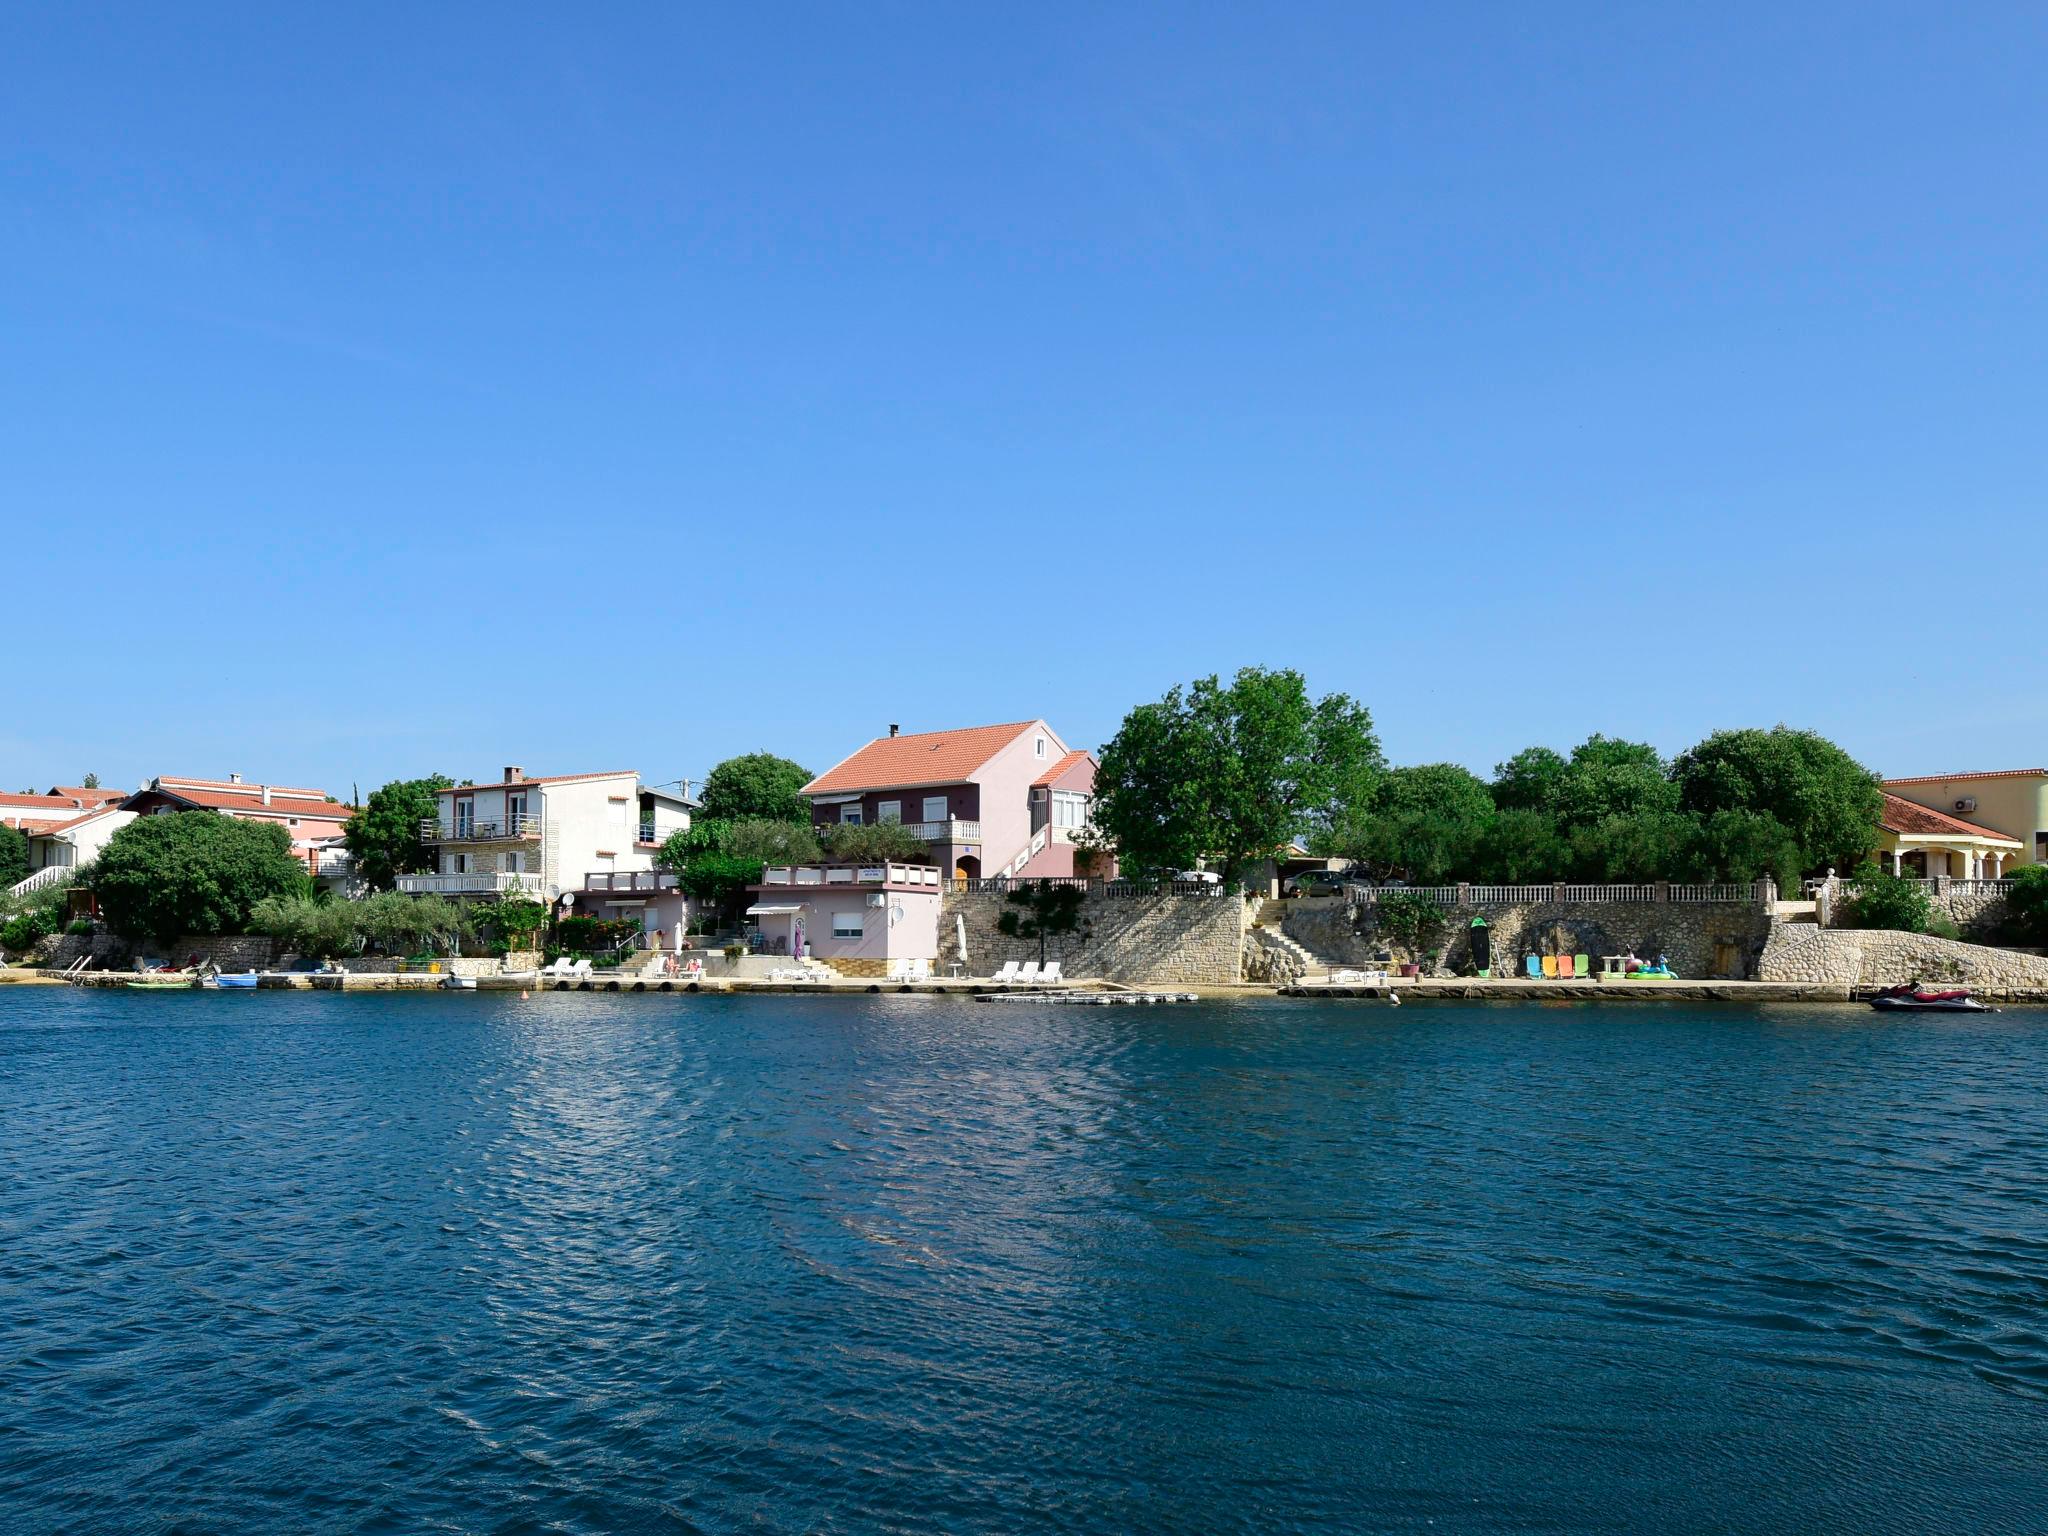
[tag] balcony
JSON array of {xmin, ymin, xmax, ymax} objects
[
  {"xmin": 760, "ymin": 862, "xmax": 945, "ymax": 890},
  {"xmin": 889, "ymin": 820, "xmax": 982, "ymax": 844},
  {"xmin": 585, "ymin": 871, "xmax": 680, "ymax": 893},
  {"xmin": 419, "ymin": 815, "xmax": 543, "ymax": 845},
  {"xmin": 396, "ymin": 871, "xmax": 547, "ymax": 897}
]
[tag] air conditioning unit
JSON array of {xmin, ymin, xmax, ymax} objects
[{"xmin": 1954, "ymin": 796, "xmax": 1978, "ymax": 814}]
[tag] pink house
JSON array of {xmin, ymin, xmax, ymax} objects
[{"xmin": 801, "ymin": 719, "xmax": 1105, "ymax": 880}]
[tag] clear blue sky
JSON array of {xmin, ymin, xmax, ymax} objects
[{"xmin": 7, "ymin": 4, "xmax": 2043, "ymax": 798}]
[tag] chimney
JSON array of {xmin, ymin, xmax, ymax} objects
[
  {"xmin": 888, "ymin": 723, "xmax": 899, "ymax": 738},
  {"xmin": 504, "ymin": 765, "xmax": 524, "ymax": 783},
  {"xmin": 229, "ymin": 772, "xmax": 242, "ymax": 785},
  {"xmin": 261, "ymin": 785, "xmax": 272, "ymax": 806}
]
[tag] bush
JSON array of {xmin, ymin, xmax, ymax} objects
[
  {"xmin": 819, "ymin": 821, "xmax": 932, "ymax": 864},
  {"xmin": 1374, "ymin": 891, "xmax": 1449, "ymax": 958},
  {"xmin": 2001, "ymin": 865, "xmax": 2048, "ymax": 947},
  {"xmin": 2, "ymin": 910, "xmax": 54, "ymax": 952},
  {"xmin": 92, "ymin": 813, "xmax": 308, "ymax": 943},
  {"xmin": 65, "ymin": 918, "xmax": 94, "ymax": 936},
  {"xmin": 248, "ymin": 890, "xmax": 474, "ymax": 958},
  {"xmin": 555, "ymin": 915, "xmax": 639, "ymax": 956},
  {"xmin": 1841, "ymin": 866, "xmax": 1934, "ymax": 933}
]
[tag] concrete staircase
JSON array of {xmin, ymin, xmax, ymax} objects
[{"xmin": 1252, "ymin": 898, "xmax": 1336, "ymax": 982}]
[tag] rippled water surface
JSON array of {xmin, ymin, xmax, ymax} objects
[{"xmin": 4, "ymin": 990, "xmax": 2047, "ymax": 1533}]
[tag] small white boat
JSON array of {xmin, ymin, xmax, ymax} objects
[{"xmin": 441, "ymin": 974, "xmax": 478, "ymax": 990}]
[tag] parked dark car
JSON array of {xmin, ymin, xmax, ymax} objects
[{"xmin": 1287, "ymin": 869, "xmax": 1371, "ymax": 898}]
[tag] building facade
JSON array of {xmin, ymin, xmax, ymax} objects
[
  {"xmin": 746, "ymin": 862, "xmax": 947, "ymax": 976},
  {"xmin": 117, "ymin": 775, "xmax": 353, "ymax": 873},
  {"xmin": 801, "ymin": 720, "xmax": 1103, "ymax": 881},
  {"xmin": 1883, "ymin": 770, "xmax": 2048, "ymax": 870},
  {"xmin": 400, "ymin": 767, "xmax": 695, "ymax": 940}
]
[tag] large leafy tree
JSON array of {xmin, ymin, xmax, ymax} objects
[
  {"xmin": 1671, "ymin": 727, "xmax": 1881, "ymax": 874},
  {"xmin": 698, "ymin": 753, "xmax": 813, "ymax": 823},
  {"xmin": 1490, "ymin": 747, "xmax": 1569, "ymax": 814},
  {"xmin": 996, "ymin": 883, "xmax": 1092, "ymax": 965},
  {"xmin": 344, "ymin": 775, "xmax": 453, "ymax": 890},
  {"xmin": 0, "ymin": 826, "xmax": 28, "ymax": 889},
  {"xmin": 93, "ymin": 812, "xmax": 308, "ymax": 943},
  {"xmin": 657, "ymin": 817, "xmax": 822, "ymax": 921},
  {"xmin": 1329, "ymin": 763, "xmax": 1492, "ymax": 883},
  {"xmin": 1552, "ymin": 736, "xmax": 1678, "ymax": 829},
  {"xmin": 1094, "ymin": 668, "xmax": 1383, "ymax": 883}
]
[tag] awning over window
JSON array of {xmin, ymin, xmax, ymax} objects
[{"xmin": 745, "ymin": 903, "xmax": 803, "ymax": 917}]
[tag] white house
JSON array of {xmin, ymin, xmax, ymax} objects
[
  {"xmin": 11, "ymin": 804, "xmax": 138, "ymax": 897},
  {"xmin": 398, "ymin": 766, "xmax": 695, "ymax": 940}
]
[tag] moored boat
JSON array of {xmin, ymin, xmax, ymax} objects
[
  {"xmin": 1868, "ymin": 983, "xmax": 1993, "ymax": 1013},
  {"xmin": 202, "ymin": 972, "xmax": 260, "ymax": 989}
]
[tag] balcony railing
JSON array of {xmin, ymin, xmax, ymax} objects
[
  {"xmin": 887, "ymin": 820, "xmax": 982, "ymax": 843},
  {"xmin": 585, "ymin": 871, "xmax": 680, "ymax": 893},
  {"xmin": 760, "ymin": 863, "xmax": 944, "ymax": 889},
  {"xmin": 396, "ymin": 871, "xmax": 547, "ymax": 897},
  {"xmin": 419, "ymin": 816, "xmax": 543, "ymax": 845}
]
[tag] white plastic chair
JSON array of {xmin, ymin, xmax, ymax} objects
[
  {"xmin": 1015, "ymin": 961, "xmax": 1042, "ymax": 986},
  {"xmin": 992, "ymin": 961, "xmax": 1021, "ymax": 985},
  {"xmin": 1040, "ymin": 961, "xmax": 1063, "ymax": 985}
]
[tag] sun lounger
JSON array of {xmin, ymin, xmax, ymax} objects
[
  {"xmin": 1524, "ymin": 955, "xmax": 1542, "ymax": 979},
  {"xmin": 1540, "ymin": 955, "xmax": 1558, "ymax": 978},
  {"xmin": 1015, "ymin": 961, "xmax": 1042, "ymax": 986},
  {"xmin": 992, "ymin": 961, "xmax": 1021, "ymax": 985},
  {"xmin": 1573, "ymin": 953, "xmax": 1590, "ymax": 978},
  {"xmin": 1039, "ymin": 961, "xmax": 1064, "ymax": 985}
]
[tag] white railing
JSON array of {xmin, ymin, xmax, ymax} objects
[
  {"xmin": 1947, "ymin": 878, "xmax": 2013, "ymax": 896},
  {"xmin": 890, "ymin": 820, "xmax": 983, "ymax": 843},
  {"xmin": 585, "ymin": 871, "xmax": 679, "ymax": 893},
  {"xmin": 1463, "ymin": 884, "xmax": 1556, "ymax": 903},
  {"xmin": 1666, "ymin": 882, "xmax": 1751, "ymax": 903},
  {"xmin": 8, "ymin": 863, "xmax": 76, "ymax": 899},
  {"xmin": 420, "ymin": 815, "xmax": 543, "ymax": 844},
  {"xmin": 395, "ymin": 871, "xmax": 547, "ymax": 896},
  {"xmin": 1355, "ymin": 882, "xmax": 1756, "ymax": 907},
  {"xmin": 760, "ymin": 863, "xmax": 942, "ymax": 888}
]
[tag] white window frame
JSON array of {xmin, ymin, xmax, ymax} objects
[
  {"xmin": 832, "ymin": 911, "xmax": 864, "ymax": 939},
  {"xmin": 876, "ymin": 801, "xmax": 901, "ymax": 824},
  {"xmin": 840, "ymin": 804, "xmax": 863, "ymax": 826},
  {"xmin": 922, "ymin": 795, "xmax": 947, "ymax": 823},
  {"xmin": 1052, "ymin": 790, "xmax": 1088, "ymax": 829},
  {"xmin": 1035, "ymin": 737, "xmax": 1048, "ymax": 758}
]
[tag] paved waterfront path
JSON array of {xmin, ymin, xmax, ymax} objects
[{"xmin": 4, "ymin": 990, "xmax": 2047, "ymax": 1533}]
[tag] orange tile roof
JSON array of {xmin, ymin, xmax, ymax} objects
[
  {"xmin": 437, "ymin": 771, "xmax": 636, "ymax": 794},
  {"xmin": 804, "ymin": 722, "xmax": 1043, "ymax": 794},
  {"xmin": 142, "ymin": 785, "xmax": 353, "ymax": 821},
  {"xmin": 26, "ymin": 806, "xmax": 127, "ymax": 838},
  {"xmin": 0, "ymin": 792, "xmax": 85, "ymax": 812},
  {"xmin": 1880, "ymin": 793, "xmax": 2020, "ymax": 844},
  {"xmin": 153, "ymin": 775, "xmax": 337, "ymax": 798},
  {"xmin": 1032, "ymin": 749, "xmax": 1095, "ymax": 788},
  {"xmin": 46, "ymin": 787, "xmax": 125, "ymax": 805},
  {"xmin": 1884, "ymin": 769, "xmax": 2048, "ymax": 785}
]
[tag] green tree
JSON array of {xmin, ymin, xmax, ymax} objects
[
  {"xmin": 821, "ymin": 821, "xmax": 931, "ymax": 863},
  {"xmin": 657, "ymin": 817, "xmax": 822, "ymax": 920},
  {"xmin": 471, "ymin": 896, "xmax": 548, "ymax": 950},
  {"xmin": 0, "ymin": 826, "xmax": 28, "ymax": 889},
  {"xmin": 996, "ymin": 883, "xmax": 1092, "ymax": 965},
  {"xmin": 1490, "ymin": 747, "xmax": 1569, "ymax": 814},
  {"xmin": 698, "ymin": 753, "xmax": 813, "ymax": 823},
  {"xmin": 1684, "ymin": 809, "xmax": 1802, "ymax": 887},
  {"xmin": 1999, "ymin": 865, "xmax": 2048, "ymax": 946},
  {"xmin": 1374, "ymin": 891, "xmax": 1450, "ymax": 960},
  {"xmin": 1470, "ymin": 808, "xmax": 1567, "ymax": 882},
  {"xmin": 1094, "ymin": 667, "xmax": 1383, "ymax": 883},
  {"xmin": 81, "ymin": 772, "xmax": 100, "ymax": 790},
  {"xmin": 1565, "ymin": 810, "xmax": 1697, "ymax": 881},
  {"xmin": 1671, "ymin": 727, "xmax": 1881, "ymax": 874},
  {"xmin": 1551, "ymin": 736, "xmax": 1678, "ymax": 830},
  {"xmin": 92, "ymin": 812, "xmax": 308, "ymax": 943},
  {"xmin": 1329, "ymin": 763, "xmax": 1493, "ymax": 883},
  {"xmin": 344, "ymin": 775, "xmax": 453, "ymax": 890}
]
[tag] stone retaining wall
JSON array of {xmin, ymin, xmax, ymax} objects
[
  {"xmin": 37, "ymin": 932, "xmax": 279, "ymax": 971},
  {"xmin": 943, "ymin": 889, "xmax": 1247, "ymax": 985},
  {"xmin": 1757, "ymin": 924, "xmax": 2048, "ymax": 993},
  {"xmin": 1282, "ymin": 899, "xmax": 1768, "ymax": 979}
]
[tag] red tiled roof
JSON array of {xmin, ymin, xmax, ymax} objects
[
  {"xmin": 1880, "ymin": 793, "xmax": 2021, "ymax": 844},
  {"xmin": 438, "ymin": 771, "xmax": 635, "ymax": 795},
  {"xmin": 2, "ymin": 817, "xmax": 67, "ymax": 834},
  {"xmin": 1032, "ymin": 749, "xmax": 1094, "ymax": 788},
  {"xmin": 0, "ymin": 792, "xmax": 85, "ymax": 812},
  {"xmin": 26, "ymin": 806, "xmax": 127, "ymax": 838},
  {"xmin": 1884, "ymin": 769, "xmax": 2048, "ymax": 786},
  {"xmin": 804, "ymin": 722, "xmax": 1043, "ymax": 795},
  {"xmin": 139, "ymin": 785, "xmax": 353, "ymax": 822},
  {"xmin": 46, "ymin": 787, "xmax": 125, "ymax": 805},
  {"xmin": 152, "ymin": 774, "xmax": 337, "ymax": 797}
]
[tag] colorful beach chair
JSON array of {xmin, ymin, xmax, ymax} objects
[
  {"xmin": 1541, "ymin": 955, "xmax": 1559, "ymax": 979},
  {"xmin": 1525, "ymin": 955, "xmax": 1542, "ymax": 978},
  {"xmin": 1573, "ymin": 954, "xmax": 1590, "ymax": 978}
]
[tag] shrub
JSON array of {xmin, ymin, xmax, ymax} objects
[
  {"xmin": 819, "ymin": 821, "xmax": 931, "ymax": 864},
  {"xmin": 92, "ymin": 813, "xmax": 308, "ymax": 943},
  {"xmin": 1374, "ymin": 891, "xmax": 1449, "ymax": 958},
  {"xmin": 2001, "ymin": 865, "xmax": 2048, "ymax": 947},
  {"xmin": 1841, "ymin": 866, "xmax": 1934, "ymax": 933}
]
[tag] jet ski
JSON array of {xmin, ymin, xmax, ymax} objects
[{"xmin": 1868, "ymin": 983, "xmax": 1993, "ymax": 1013}]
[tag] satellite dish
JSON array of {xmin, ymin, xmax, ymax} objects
[{"xmin": 552, "ymin": 888, "xmax": 569, "ymax": 906}]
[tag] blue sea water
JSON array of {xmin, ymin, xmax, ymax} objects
[{"xmin": 2, "ymin": 989, "xmax": 2045, "ymax": 1534}]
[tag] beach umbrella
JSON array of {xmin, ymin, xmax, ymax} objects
[{"xmin": 793, "ymin": 916, "xmax": 805, "ymax": 959}]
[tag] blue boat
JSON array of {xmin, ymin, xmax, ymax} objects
[{"xmin": 204, "ymin": 972, "xmax": 260, "ymax": 989}]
